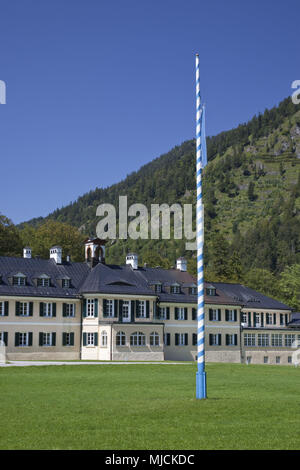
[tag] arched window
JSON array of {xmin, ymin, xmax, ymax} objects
[
  {"xmin": 130, "ymin": 332, "xmax": 146, "ymax": 347},
  {"xmin": 116, "ymin": 331, "xmax": 126, "ymax": 346},
  {"xmin": 101, "ymin": 331, "xmax": 108, "ymax": 347},
  {"xmin": 86, "ymin": 247, "xmax": 92, "ymax": 261},
  {"xmin": 150, "ymin": 332, "xmax": 160, "ymax": 347}
]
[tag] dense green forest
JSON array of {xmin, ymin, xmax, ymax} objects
[{"xmin": 1, "ymin": 96, "xmax": 300, "ymax": 309}]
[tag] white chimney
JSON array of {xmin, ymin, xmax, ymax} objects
[
  {"xmin": 126, "ymin": 253, "xmax": 138, "ymax": 270},
  {"xmin": 50, "ymin": 246, "xmax": 62, "ymax": 264},
  {"xmin": 176, "ymin": 257, "xmax": 187, "ymax": 272},
  {"xmin": 23, "ymin": 247, "xmax": 32, "ymax": 259}
]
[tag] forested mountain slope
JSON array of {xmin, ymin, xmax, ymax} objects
[{"xmin": 15, "ymin": 97, "xmax": 300, "ymax": 308}]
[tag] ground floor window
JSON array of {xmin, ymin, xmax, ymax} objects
[
  {"xmin": 101, "ymin": 331, "xmax": 108, "ymax": 347},
  {"xmin": 264, "ymin": 356, "xmax": 268, "ymax": 364},
  {"xmin": 258, "ymin": 334, "xmax": 269, "ymax": 347},
  {"xmin": 272, "ymin": 334, "xmax": 283, "ymax": 347},
  {"xmin": 244, "ymin": 334, "xmax": 255, "ymax": 347},
  {"xmin": 226, "ymin": 334, "xmax": 237, "ymax": 346},
  {"xmin": 62, "ymin": 332, "xmax": 74, "ymax": 346},
  {"xmin": 39, "ymin": 332, "xmax": 56, "ymax": 347},
  {"xmin": 87, "ymin": 332, "xmax": 95, "ymax": 346},
  {"xmin": 288, "ymin": 356, "xmax": 292, "ymax": 364},
  {"xmin": 83, "ymin": 332, "xmax": 98, "ymax": 346},
  {"xmin": 175, "ymin": 333, "xmax": 188, "ymax": 346},
  {"xmin": 209, "ymin": 334, "xmax": 221, "ymax": 346},
  {"xmin": 15, "ymin": 332, "xmax": 32, "ymax": 347},
  {"xmin": 116, "ymin": 331, "xmax": 126, "ymax": 346},
  {"xmin": 276, "ymin": 356, "xmax": 281, "ymax": 364},
  {"xmin": 164, "ymin": 333, "xmax": 170, "ymax": 346},
  {"xmin": 63, "ymin": 303, "xmax": 75, "ymax": 317},
  {"xmin": 150, "ymin": 332, "xmax": 159, "ymax": 346},
  {"xmin": 285, "ymin": 334, "xmax": 295, "ymax": 347},
  {"xmin": 130, "ymin": 332, "xmax": 146, "ymax": 347}
]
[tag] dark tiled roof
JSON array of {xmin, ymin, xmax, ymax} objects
[
  {"xmin": 288, "ymin": 313, "xmax": 300, "ymax": 327},
  {"xmin": 79, "ymin": 263, "xmax": 155, "ymax": 296},
  {"xmin": 211, "ymin": 282, "xmax": 291, "ymax": 310},
  {"xmin": 0, "ymin": 256, "xmax": 90, "ymax": 298},
  {"xmin": 0, "ymin": 256, "xmax": 292, "ymax": 311}
]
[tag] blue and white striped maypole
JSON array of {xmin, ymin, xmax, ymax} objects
[{"xmin": 195, "ymin": 53, "xmax": 207, "ymax": 399}]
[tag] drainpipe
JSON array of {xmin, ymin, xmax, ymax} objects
[{"xmin": 110, "ymin": 323, "xmax": 113, "ymax": 361}]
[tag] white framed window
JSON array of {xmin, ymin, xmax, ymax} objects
[
  {"xmin": 241, "ymin": 312, "xmax": 248, "ymax": 324},
  {"xmin": 285, "ymin": 334, "xmax": 295, "ymax": 347},
  {"xmin": 209, "ymin": 334, "xmax": 221, "ymax": 346},
  {"xmin": 86, "ymin": 300, "xmax": 95, "ymax": 317},
  {"xmin": 254, "ymin": 313, "xmax": 261, "ymax": 326},
  {"xmin": 122, "ymin": 301, "xmax": 130, "ymax": 321},
  {"xmin": 130, "ymin": 332, "xmax": 146, "ymax": 347},
  {"xmin": 116, "ymin": 331, "xmax": 126, "ymax": 346},
  {"xmin": 63, "ymin": 333, "xmax": 73, "ymax": 346},
  {"xmin": 154, "ymin": 284, "xmax": 162, "ymax": 294},
  {"xmin": 209, "ymin": 309, "xmax": 220, "ymax": 321},
  {"xmin": 189, "ymin": 287, "xmax": 197, "ymax": 295},
  {"xmin": 19, "ymin": 302, "xmax": 30, "ymax": 316},
  {"xmin": 42, "ymin": 333, "xmax": 52, "ymax": 346},
  {"xmin": 226, "ymin": 334, "xmax": 237, "ymax": 346},
  {"xmin": 266, "ymin": 313, "xmax": 274, "ymax": 325},
  {"xmin": 106, "ymin": 300, "xmax": 114, "ymax": 317},
  {"xmin": 272, "ymin": 334, "xmax": 283, "ymax": 347},
  {"xmin": 244, "ymin": 334, "xmax": 256, "ymax": 347},
  {"xmin": 176, "ymin": 308, "xmax": 186, "ymax": 320},
  {"xmin": 101, "ymin": 331, "xmax": 108, "ymax": 347},
  {"xmin": 42, "ymin": 303, "xmax": 53, "ymax": 317},
  {"xmin": 0, "ymin": 302, "xmax": 5, "ymax": 316},
  {"xmin": 87, "ymin": 332, "xmax": 95, "ymax": 346},
  {"xmin": 264, "ymin": 356, "xmax": 269, "ymax": 364},
  {"xmin": 13, "ymin": 275, "xmax": 26, "ymax": 286},
  {"xmin": 227, "ymin": 310, "xmax": 236, "ymax": 322},
  {"xmin": 19, "ymin": 333, "xmax": 30, "ymax": 346},
  {"xmin": 206, "ymin": 287, "xmax": 216, "ymax": 296},
  {"xmin": 64, "ymin": 304, "xmax": 75, "ymax": 317},
  {"xmin": 171, "ymin": 285, "xmax": 180, "ymax": 294},
  {"xmin": 150, "ymin": 332, "xmax": 160, "ymax": 346},
  {"xmin": 62, "ymin": 279, "xmax": 70, "ymax": 288},
  {"xmin": 164, "ymin": 333, "xmax": 170, "ymax": 346},
  {"xmin": 175, "ymin": 333, "xmax": 188, "ymax": 346},
  {"xmin": 258, "ymin": 334, "xmax": 269, "ymax": 347},
  {"xmin": 159, "ymin": 307, "xmax": 167, "ymax": 320},
  {"xmin": 37, "ymin": 277, "xmax": 50, "ymax": 287},
  {"xmin": 138, "ymin": 301, "xmax": 146, "ymax": 318}
]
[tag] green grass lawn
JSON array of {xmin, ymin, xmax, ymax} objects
[{"xmin": 0, "ymin": 362, "xmax": 300, "ymax": 450}]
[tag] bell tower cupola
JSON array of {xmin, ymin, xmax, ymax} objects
[{"xmin": 84, "ymin": 238, "xmax": 106, "ymax": 267}]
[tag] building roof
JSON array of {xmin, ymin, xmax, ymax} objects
[
  {"xmin": 288, "ymin": 313, "xmax": 300, "ymax": 327},
  {"xmin": 0, "ymin": 256, "xmax": 90, "ymax": 298},
  {"xmin": 0, "ymin": 255, "xmax": 292, "ymax": 310},
  {"xmin": 211, "ymin": 282, "xmax": 291, "ymax": 311}
]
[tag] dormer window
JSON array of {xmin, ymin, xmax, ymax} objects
[
  {"xmin": 62, "ymin": 278, "xmax": 71, "ymax": 288},
  {"xmin": 154, "ymin": 283, "xmax": 162, "ymax": 293},
  {"xmin": 189, "ymin": 287, "xmax": 197, "ymax": 295},
  {"xmin": 37, "ymin": 275, "xmax": 50, "ymax": 287},
  {"xmin": 12, "ymin": 273, "xmax": 26, "ymax": 286},
  {"xmin": 171, "ymin": 284, "xmax": 181, "ymax": 294},
  {"xmin": 206, "ymin": 286, "xmax": 216, "ymax": 296}
]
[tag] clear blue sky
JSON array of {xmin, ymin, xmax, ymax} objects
[{"xmin": 0, "ymin": 0, "xmax": 299, "ymax": 224}]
